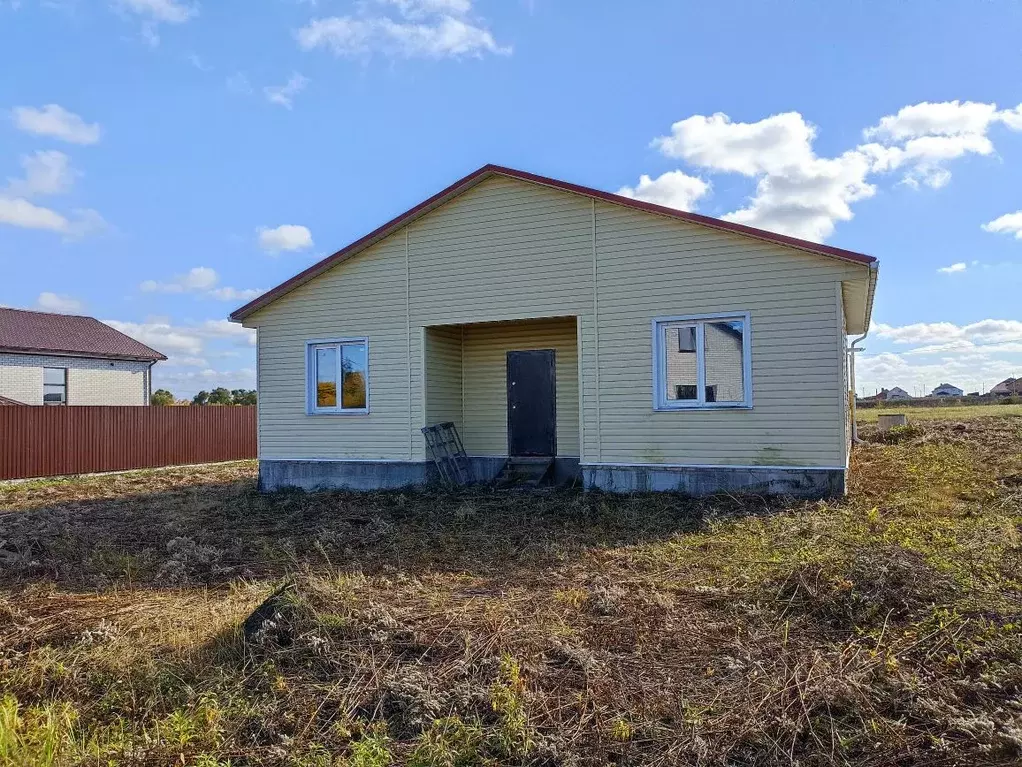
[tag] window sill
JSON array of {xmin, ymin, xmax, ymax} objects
[
  {"xmin": 653, "ymin": 403, "xmax": 752, "ymax": 412},
  {"xmin": 307, "ymin": 409, "xmax": 370, "ymax": 416}
]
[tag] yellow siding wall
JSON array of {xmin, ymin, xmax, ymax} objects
[
  {"xmin": 246, "ymin": 174, "xmax": 869, "ymax": 468},
  {"xmin": 250, "ymin": 233, "xmax": 413, "ymax": 460},
  {"xmin": 461, "ymin": 317, "xmax": 579, "ymax": 456},
  {"xmin": 590, "ymin": 200, "xmax": 861, "ymax": 467},
  {"xmin": 424, "ymin": 325, "xmax": 463, "ymax": 432}
]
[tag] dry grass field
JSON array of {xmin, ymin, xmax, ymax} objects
[
  {"xmin": 2, "ymin": 415, "xmax": 1021, "ymax": 766},
  {"xmin": 856, "ymin": 402, "xmax": 1022, "ymax": 424}
]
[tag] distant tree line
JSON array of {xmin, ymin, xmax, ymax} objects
[{"xmin": 150, "ymin": 388, "xmax": 256, "ymax": 406}]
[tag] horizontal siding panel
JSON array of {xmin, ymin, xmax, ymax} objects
[{"xmin": 591, "ymin": 199, "xmax": 848, "ymax": 467}]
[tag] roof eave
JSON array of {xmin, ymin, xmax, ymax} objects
[{"xmin": 0, "ymin": 346, "xmax": 167, "ymax": 362}]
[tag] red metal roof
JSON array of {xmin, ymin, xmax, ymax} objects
[
  {"xmin": 0, "ymin": 308, "xmax": 166, "ymax": 361},
  {"xmin": 230, "ymin": 164, "xmax": 878, "ymax": 321}
]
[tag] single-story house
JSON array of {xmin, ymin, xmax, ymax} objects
[
  {"xmin": 230, "ymin": 164, "xmax": 879, "ymax": 497},
  {"xmin": 863, "ymin": 387, "xmax": 912, "ymax": 402},
  {"xmin": 931, "ymin": 383, "xmax": 963, "ymax": 397},
  {"xmin": 0, "ymin": 308, "xmax": 166, "ymax": 405},
  {"xmin": 990, "ymin": 377, "xmax": 1021, "ymax": 396}
]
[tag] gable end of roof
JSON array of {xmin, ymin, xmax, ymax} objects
[{"xmin": 230, "ymin": 164, "xmax": 878, "ymax": 322}]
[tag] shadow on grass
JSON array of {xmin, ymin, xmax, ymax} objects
[{"xmin": 0, "ymin": 472, "xmax": 799, "ymax": 590}]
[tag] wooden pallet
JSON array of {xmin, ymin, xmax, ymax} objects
[{"xmin": 421, "ymin": 422, "xmax": 473, "ymax": 486}]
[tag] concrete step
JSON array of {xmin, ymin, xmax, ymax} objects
[{"xmin": 495, "ymin": 457, "xmax": 554, "ymax": 488}]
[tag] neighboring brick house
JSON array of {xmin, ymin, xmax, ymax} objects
[{"xmin": 0, "ymin": 308, "xmax": 166, "ymax": 405}]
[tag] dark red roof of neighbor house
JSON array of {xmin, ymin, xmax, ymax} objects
[
  {"xmin": 230, "ymin": 164, "xmax": 879, "ymax": 322},
  {"xmin": 0, "ymin": 308, "xmax": 166, "ymax": 361}
]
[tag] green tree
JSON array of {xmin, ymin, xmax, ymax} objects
[
  {"xmin": 231, "ymin": 389, "xmax": 257, "ymax": 406},
  {"xmin": 207, "ymin": 387, "xmax": 233, "ymax": 405},
  {"xmin": 191, "ymin": 390, "xmax": 209, "ymax": 406},
  {"xmin": 150, "ymin": 389, "xmax": 175, "ymax": 406}
]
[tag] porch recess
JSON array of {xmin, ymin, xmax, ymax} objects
[{"xmin": 422, "ymin": 315, "xmax": 580, "ymax": 458}]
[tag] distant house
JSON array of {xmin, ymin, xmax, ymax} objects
[
  {"xmin": 0, "ymin": 308, "xmax": 166, "ymax": 406},
  {"xmin": 931, "ymin": 383, "xmax": 963, "ymax": 397},
  {"xmin": 991, "ymin": 377, "xmax": 1022, "ymax": 396},
  {"xmin": 864, "ymin": 387, "xmax": 912, "ymax": 402}
]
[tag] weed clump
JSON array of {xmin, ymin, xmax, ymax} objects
[{"xmin": 770, "ymin": 544, "xmax": 959, "ymax": 632}]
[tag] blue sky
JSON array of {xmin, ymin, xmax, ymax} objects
[{"xmin": 1, "ymin": 0, "xmax": 1020, "ymax": 398}]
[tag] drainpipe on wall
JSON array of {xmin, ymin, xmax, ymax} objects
[{"xmin": 848, "ymin": 330, "xmax": 868, "ymax": 444}]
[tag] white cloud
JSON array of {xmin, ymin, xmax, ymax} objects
[
  {"xmin": 258, "ymin": 223, "xmax": 313, "ymax": 253},
  {"xmin": 0, "ymin": 197, "xmax": 69, "ymax": 232},
  {"xmin": 141, "ymin": 266, "xmax": 218, "ymax": 294},
  {"xmin": 140, "ymin": 266, "xmax": 260, "ymax": 302},
  {"xmin": 864, "ymin": 100, "xmax": 1001, "ymax": 142},
  {"xmin": 654, "ymin": 112, "xmax": 817, "ymax": 177},
  {"xmin": 937, "ymin": 262, "xmax": 967, "ymax": 274},
  {"xmin": 115, "ymin": 0, "xmax": 195, "ymax": 23},
  {"xmin": 296, "ymin": 0, "xmax": 509, "ymax": 59},
  {"xmin": 114, "ymin": 0, "xmax": 195, "ymax": 47},
  {"xmin": 0, "ymin": 197, "xmax": 105, "ymax": 238},
  {"xmin": 207, "ymin": 286, "xmax": 262, "ymax": 302},
  {"xmin": 264, "ymin": 72, "xmax": 309, "ymax": 109},
  {"xmin": 616, "ymin": 170, "xmax": 710, "ymax": 212},
  {"xmin": 104, "ymin": 319, "xmax": 204, "ymax": 356},
  {"xmin": 36, "ymin": 292, "xmax": 84, "ymax": 313},
  {"xmin": 861, "ymin": 100, "xmax": 1022, "ymax": 189},
  {"xmin": 649, "ymin": 111, "xmax": 877, "ymax": 242},
  {"xmin": 11, "ymin": 104, "xmax": 100, "ymax": 145},
  {"xmin": 6, "ymin": 150, "xmax": 78, "ymax": 198},
  {"xmin": 196, "ymin": 319, "xmax": 257, "ymax": 346},
  {"xmin": 873, "ymin": 319, "xmax": 1022, "ymax": 346},
  {"xmin": 103, "ymin": 317, "xmax": 256, "ymax": 361},
  {"xmin": 638, "ymin": 100, "xmax": 1022, "ymax": 243},
  {"xmin": 982, "ymin": 211, "xmax": 1022, "ymax": 240}
]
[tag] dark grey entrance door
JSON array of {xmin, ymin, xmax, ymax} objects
[{"xmin": 506, "ymin": 349, "xmax": 557, "ymax": 457}]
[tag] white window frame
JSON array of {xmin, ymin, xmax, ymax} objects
[
  {"xmin": 305, "ymin": 337, "xmax": 370, "ymax": 415},
  {"xmin": 651, "ymin": 311, "xmax": 752, "ymax": 411}
]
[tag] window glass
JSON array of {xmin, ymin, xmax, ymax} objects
[
  {"xmin": 677, "ymin": 325, "xmax": 696, "ymax": 353},
  {"xmin": 315, "ymin": 347, "xmax": 337, "ymax": 408},
  {"xmin": 704, "ymin": 320, "xmax": 745, "ymax": 403},
  {"xmin": 663, "ymin": 323, "xmax": 698, "ymax": 401},
  {"xmin": 341, "ymin": 343, "xmax": 367, "ymax": 409},
  {"xmin": 43, "ymin": 367, "xmax": 66, "ymax": 404}
]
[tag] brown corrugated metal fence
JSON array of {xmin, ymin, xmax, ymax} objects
[{"xmin": 0, "ymin": 406, "xmax": 256, "ymax": 480}]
